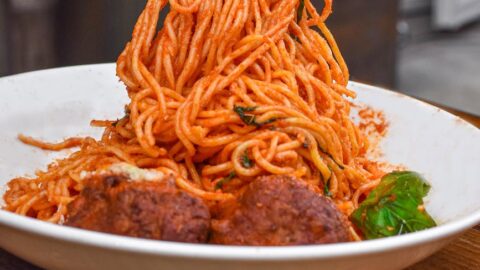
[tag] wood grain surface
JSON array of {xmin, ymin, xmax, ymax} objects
[
  {"xmin": 408, "ymin": 226, "xmax": 480, "ymax": 270},
  {"xmin": 0, "ymin": 105, "xmax": 479, "ymax": 270}
]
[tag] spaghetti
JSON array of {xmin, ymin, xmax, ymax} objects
[{"xmin": 3, "ymin": 0, "xmax": 385, "ymax": 224}]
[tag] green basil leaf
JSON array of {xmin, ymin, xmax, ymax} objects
[{"xmin": 351, "ymin": 171, "xmax": 437, "ymax": 239}]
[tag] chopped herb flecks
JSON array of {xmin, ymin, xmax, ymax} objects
[
  {"xmin": 241, "ymin": 150, "xmax": 254, "ymax": 168},
  {"xmin": 234, "ymin": 106, "xmax": 258, "ymax": 126},
  {"xmin": 319, "ymin": 146, "xmax": 345, "ymax": 170},
  {"xmin": 321, "ymin": 166, "xmax": 333, "ymax": 197},
  {"xmin": 297, "ymin": 0, "xmax": 305, "ymax": 22},
  {"xmin": 215, "ymin": 172, "xmax": 236, "ymax": 190},
  {"xmin": 112, "ymin": 106, "xmax": 131, "ymax": 127},
  {"xmin": 233, "ymin": 105, "xmax": 278, "ymax": 127},
  {"xmin": 323, "ymin": 179, "xmax": 332, "ymax": 197}
]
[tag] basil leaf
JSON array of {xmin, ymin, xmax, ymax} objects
[{"xmin": 351, "ymin": 171, "xmax": 437, "ymax": 239}]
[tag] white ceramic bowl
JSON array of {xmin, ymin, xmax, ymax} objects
[{"xmin": 0, "ymin": 64, "xmax": 479, "ymax": 270}]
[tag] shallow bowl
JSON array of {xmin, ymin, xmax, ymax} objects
[{"xmin": 0, "ymin": 64, "xmax": 479, "ymax": 270}]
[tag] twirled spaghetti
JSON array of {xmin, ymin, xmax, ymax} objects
[{"xmin": 3, "ymin": 0, "xmax": 385, "ymax": 224}]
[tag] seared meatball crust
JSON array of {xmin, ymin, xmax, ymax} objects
[
  {"xmin": 210, "ymin": 175, "xmax": 351, "ymax": 245},
  {"xmin": 66, "ymin": 174, "xmax": 211, "ymax": 243}
]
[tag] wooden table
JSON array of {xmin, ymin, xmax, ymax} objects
[{"xmin": 1, "ymin": 106, "xmax": 479, "ymax": 270}]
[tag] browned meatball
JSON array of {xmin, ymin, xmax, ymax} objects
[
  {"xmin": 210, "ymin": 175, "xmax": 351, "ymax": 245},
  {"xmin": 66, "ymin": 173, "xmax": 211, "ymax": 243}
]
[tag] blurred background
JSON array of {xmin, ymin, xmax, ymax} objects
[{"xmin": 0, "ymin": 0, "xmax": 479, "ymax": 115}]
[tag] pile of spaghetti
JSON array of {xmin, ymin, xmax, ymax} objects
[{"xmin": 3, "ymin": 0, "xmax": 384, "ymax": 224}]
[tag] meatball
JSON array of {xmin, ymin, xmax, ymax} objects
[
  {"xmin": 210, "ymin": 175, "xmax": 351, "ymax": 245},
  {"xmin": 66, "ymin": 173, "xmax": 211, "ymax": 243}
]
